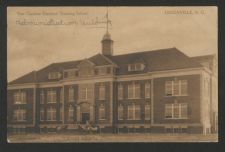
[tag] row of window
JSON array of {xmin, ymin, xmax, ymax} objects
[
  {"xmin": 165, "ymin": 103, "xmax": 188, "ymax": 119},
  {"xmin": 64, "ymin": 67, "xmax": 112, "ymax": 79},
  {"xmin": 39, "ymin": 83, "xmax": 150, "ymax": 104},
  {"xmin": 165, "ymin": 80, "xmax": 188, "ymax": 96},
  {"xmin": 118, "ymin": 104, "xmax": 151, "ymax": 120},
  {"xmin": 12, "ymin": 103, "xmax": 188, "ymax": 121},
  {"xmin": 118, "ymin": 82, "xmax": 151, "ymax": 99},
  {"xmin": 13, "ymin": 80, "xmax": 188, "ymax": 104}
]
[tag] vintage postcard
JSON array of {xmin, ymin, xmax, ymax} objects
[{"xmin": 7, "ymin": 6, "xmax": 218, "ymax": 143}]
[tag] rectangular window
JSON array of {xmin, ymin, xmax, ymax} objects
[
  {"xmin": 135, "ymin": 83, "xmax": 140, "ymax": 99},
  {"xmin": 40, "ymin": 109, "xmax": 44, "ymax": 121},
  {"xmin": 118, "ymin": 85, "xmax": 123, "ymax": 100},
  {"xmin": 14, "ymin": 92, "xmax": 20, "ymax": 104},
  {"xmin": 145, "ymin": 104, "xmax": 151, "ymax": 120},
  {"xmin": 67, "ymin": 70, "xmax": 76, "ymax": 78},
  {"xmin": 99, "ymin": 67, "xmax": 107, "ymax": 75},
  {"xmin": 47, "ymin": 107, "xmax": 56, "ymax": 121},
  {"xmin": 134, "ymin": 105, "xmax": 141, "ymax": 120},
  {"xmin": 165, "ymin": 104, "xmax": 173, "ymax": 118},
  {"xmin": 128, "ymin": 83, "xmax": 140, "ymax": 99},
  {"xmin": 106, "ymin": 67, "xmax": 111, "ymax": 74},
  {"xmin": 180, "ymin": 80, "xmax": 188, "ymax": 95},
  {"xmin": 128, "ymin": 64, "xmax": 135, "ymax": 71},
  {"xmin": 180, "ymin": 103, "xmax": 188, "ymax": 118},
  {"xmin": 14, "ymin": 109, "xmax": 26, "ymax": 121},
  {"xmin": 60, "ymin": 89, "xmax": 63, "ymax": 103},
  {"xmin": 40, "ymin": 91, "xmax": 44, "ymax": 104},
  {"xmin": 128, "ymin": 63, "xmax": 144, "ymax": 71},
  {"xmin": 47, "ymin": 90, "xmax": 56, "ymax": 103},
  {"xmin": 173, "ymin": 104, "xmax": 180, "ymax": 118},
  {"xmin": 68, "ymin": 106, "xmax": 74, "ymax": 121},
  {"xmin": 14, "ymin": 91, "xmax": 26, "ymax": 104},
  {"xmin": 165, "ymin": 81, "xmax": 173, "ymax": 96},
  {"xmin": 80, "ymin": 67, "xmax": 92, "ymax": 76},
  {"xmin": 21, "ymin": 92, "xmax": 26, "ymax": 103},
  {"xmin": 99, "ymin": 105, "xmax": 106, "ymax": 120},
  {"xmin": 68, "ymin": 87, "xmax": 74, "ymax": 102},
  {"xmin": 128, "ymin": 84, "xmax": 134, "ymax": 99},
  {"xmin": 145, "ymin": 82, "xmax": 151, "ymax": 98},
  {"xmin": 173, "ymin": 81, "xmax": 179, "ymax": 96},
  {"xmin": 127, "ymin": 105, "xmax": 141, "ymax": 120},
  {"xmin": 48, "ymin": 72, "xmax": 61, "ymax": 79},
  {"xmin": 165, "ymin": 80, "xmax": 188, "ymax": 96},
  {"xmin": 118, "ymin": 105, "xmax": 123, "ymax": 120},
  {"xmin": 81, "ymin": 88, "xmax": 87, "ymax": 100},
  {"xmin": 127, "ymin": 105, "xmax": 133, "ymax": 120},
  {"xmin": 165, "ymin": 103, "xmax": 188, "ymax": 119},
  {"xmin": 99, "ymin": 85, "xmax": 106, "ymax": 100},
  {"xmin": 80, "ymin": 88, "xmax": 92, "ymax": 101},
  {"xmin": 60, "ymin": 107, "xmax": 63, "ymax": 121}
]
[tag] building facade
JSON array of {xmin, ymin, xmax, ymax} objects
[{"xmin": 7, "ymin": 32, "xmax": 217, "ymax": 134}]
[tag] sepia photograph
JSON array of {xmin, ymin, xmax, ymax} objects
[{"xmin": 7, "ymin": 6, "xmax": 218, "ymax": 143}]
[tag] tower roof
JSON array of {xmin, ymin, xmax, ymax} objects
[{"xmin": 102, "ymin": 31, "xmax": 112, "ymax": 41}]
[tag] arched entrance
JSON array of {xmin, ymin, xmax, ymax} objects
[{"xmin": 77, "ymin": 102, "xmax": 94, "ymax": 124}]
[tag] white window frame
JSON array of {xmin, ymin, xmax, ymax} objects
[
  {"xmin": 68, "ymin": 106, "xmax": 74, "ymax": 121},
  {"xmin": 134, "ymin": 105, "xmax": 141, "ymax": 120},
  {"xmin": 99, "ymin": 104, "xmax": 106, "ymax": 120},
  {"xmin": 127, "ymin": 104, "xmax": 141, "ymax": 120},
  {"xmin": 165, "ymin": 81, "xmax": 173, "ymax": 96},
  {"xmin": 40, "ymin": 108, "xmax": 44, "ymax": 121},
  {"xmin": 40, "ymin": 91, "xmax": 44, "ymax": 104},
  {"xmin": 60, "ymin": 89, "xmax": 63, "ymax": 103},
  {"xmin": 67, "ymin": 70, "xmax": 76, "ymax": 78},
  {"xmin": 79, "ymin": 66, "xmax": 93, "ymax": 76},
  {"xmin": 48, "ymin": 72, "xmax": 61, "ymax": 79},
  {"xmin": 127, "ymin": 105, "xmax": 134, "ymax": 120},
  {"xmin": 165, "ymin": 104, "xmax": 173, "ymax": 118},
  {"xmin": 145, "ymin": 104, "xmax": 151, "ymax": 120},
  {"xmin": 60, "ymin": 107, "xmax": 63, "ymax": 121},
  {"xmin": 99, "ymin": 85, "xmax": 106, "ymax": 100},
  {"xmin": 98, "ymin": 67, "xmax": 107, "ymax": 75},
  {"xmin": 165, "ymin": 80, "xmax": 188, "ymax": 96},
  {"xmin": 68, "ymin": 87, "xmax": 74, "ymax": 102},
  {"xmin": 47, "ymin": 90, "xmax": 57, "ymax": 103},
  {"xmin": 14, "ymin": 109, "xmax": 26, "ymax": 121},
  {"xmin": 128, "ymin": 63, "xmax": 145, "ymax": 71},
  {"xmin": 145, "ymin": 82, "xmax": 151, "ymax": 98},
  {"xmin": 81, "ymin": 88, "xmax": 90, "ymax": 100},
  {"xmin": 118, "ymin": 105, "xmax": 123, "ymax": 120},
  {"xmin": 118, "ymin": 84, "xmax": 123, "ymax": 100},
  {"xmin": 128, "ymin": 83, "xmax": 140, "ymax": 99},
  {"xmin": 47, "ymin": 107, "xmax": 56, "ymax": 121},
  {"xmin": 165, "ymin": 103, "xmax": 188, "ymax": 119},
  {"xmin": 14, "ymin": 91, "xmax": 26, "ymax": 104}
]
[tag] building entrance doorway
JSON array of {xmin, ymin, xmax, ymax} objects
[{"xmin": 81, "ymin": 113, "xmax": 90, "ymax": 124}]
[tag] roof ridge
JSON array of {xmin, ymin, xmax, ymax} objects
[
  {"xmin": 52, "ymin": 59, "xmax": 82, "ymax": 65},
  {"xmin": 111, "ymin": 47, "xmax": 176, "ymax": 57}
]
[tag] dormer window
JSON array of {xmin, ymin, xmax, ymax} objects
[
  {"xmin": 95, "ymin": 67, "xmax": 111, "ymax": 75},
  {"xmin": 48, "ymin": 72, "xmax": 61, "ymax": 79},
  {"xmin": 128, "ymin": 63, "xmax": 145, "ymax": 71},
  {"xmin": 64, "ymin": 70, "xmax": 79, "ymax": 79}
]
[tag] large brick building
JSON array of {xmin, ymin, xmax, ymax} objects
[{"xmin": 7, "ymin": 31, "xmax": 217, "ymax": 134}]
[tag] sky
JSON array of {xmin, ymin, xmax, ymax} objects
[{"xmin": 7, "ymin": 6, "xmax": 217, "ymax": 82}]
